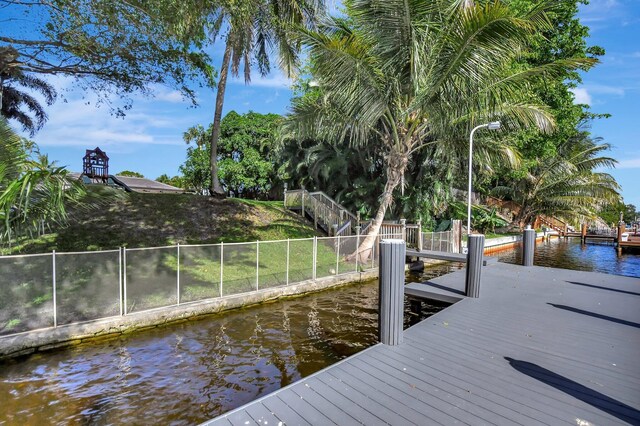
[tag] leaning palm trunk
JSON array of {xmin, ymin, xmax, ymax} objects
[
  {"xmin": 354, "ymin": 150, "xmax": 408, "ymax": 261},
  {"xmin": 208, "ymin": 41, "xmax": 232, "ymax": 198},
  {"xmin": 354, "ymin": 145, "xmax": 410, "ymax": 261}
]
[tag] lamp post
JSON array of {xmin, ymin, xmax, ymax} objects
[{"xmin": 467, "ymin": 121, "xmax": 501, "ymax": 236}]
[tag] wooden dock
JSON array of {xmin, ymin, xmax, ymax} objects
[{"xmin": 202, "ymin": 262, "xmax": 640, "ymax": 426}]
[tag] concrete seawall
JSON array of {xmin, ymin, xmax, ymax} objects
[
  {"xmin": 0, "ymin": 269, "xmax": 378, "ymax": 360},
  {"xmin": 484, "ymin": 232, "xmax": 545, "ymax": 256}
]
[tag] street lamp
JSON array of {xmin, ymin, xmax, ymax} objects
[{"xmin": 467, "ymin": 121, "xmax": 501, "ymax": 236}]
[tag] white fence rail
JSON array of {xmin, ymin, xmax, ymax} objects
[
  {"xmin": 0, "ymin": 234, "xmax": 396, "ymax": 338},
  {"xmin": 0, "ymin": 221, "xmax": 460, "ymax": 338}
]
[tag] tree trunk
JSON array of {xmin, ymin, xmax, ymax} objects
[
  {"xmin": 209, "ymin": 41, "xmax": 232, "ymax": 198},
  {"xmin": 353, "ymin": 150, "xmax": 408, "ymax": 262}
]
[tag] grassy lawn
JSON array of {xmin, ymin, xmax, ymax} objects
[
  {"xmin": 0, "ymin": 191, "xmax": 368, "ymax": 333},
  {"xmin": 3, "ymin": 190, "xmax": 319, "ymax": 255}
]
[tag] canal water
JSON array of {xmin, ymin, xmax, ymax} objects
[
  {"xmin": 498, "ymin": 237, "xmax": 640, "ymax": 278},
  {"xmin": 0, "ymin": 264, "xmax": 459, "ymax": 425},
  {"xmin": 1, "ymin": 239, "xmax": 637, "ymax": 425}
]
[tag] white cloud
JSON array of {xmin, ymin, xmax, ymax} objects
[
  {"xmin": 585, "ymin": 84, "xmax": 625, "ymax": 96},
  {"xmin": 570, "ymin": 88, "xmax": 592, "ymax": 105},
  {"xmin": 616, "ymin": 157, "xmax": 640, "ymax": 169},
  {"xmin": 18, "ymin": 80, "xmax": 190, "ymax": 149},
  {"xmin": 230, "ymin": 71, "xmax": 292, "ymax": 88},
  {"xmin": 154, "ymin": 89, "xmax": 185, "ymax": 103}
]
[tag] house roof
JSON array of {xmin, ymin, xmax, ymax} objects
[{"xmin": 110, "ymin": 176, "xmax": 184, "ymax": 193}]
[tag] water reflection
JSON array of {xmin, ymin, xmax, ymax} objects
[
  {"xmin": 499, "ymin": 238, "xmax": 640, "ymax": 278},
  {"xmin": 0, "ymin": 262, "xmax": 463, "ymax": 425}
]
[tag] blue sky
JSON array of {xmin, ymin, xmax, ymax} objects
[{"xmin": 13, "ymin": 0, "xmax": 640, "ymax": 207}]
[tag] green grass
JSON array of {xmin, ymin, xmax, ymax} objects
[
  {"xmin": 484, "ymin": 232, "xmax": 521, "ymax": 240},
  {"xmin": 2, "ymin": 190, "xmax": 319, "ymax": 254},
  {"xmin": 0, "ymin": 191, "xmax": 365, "ymax": 331}
]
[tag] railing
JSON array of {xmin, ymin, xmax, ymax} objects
[
  {"xmin": 284, "ymin": 188, "xmax": 459, "ymax": 251},
  {"xmin": 0, "ymin": 234, "xmax": 387, "ymax": 339},
  {"xmin": 539, "ymin": 214, "xmax": 568, "ymax": 233},
  {"xmin": 285, "ymin": 189, "xmax": 358, "ymax": 235},
  {"xmin": 587, "ymin": 227, "xmax": 616, "ymax": 237},
  {"xmin": 421, "ymin": 230, "xmax": 455, "ymax": 252}
]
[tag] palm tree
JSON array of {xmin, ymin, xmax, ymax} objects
[
  {"xmin": 0, "ymin": 118, "xmax": 86, "ymax": 245},
  {"xmin": 284, "ymin": 0, "xmax": 594, "ymax": 259},
  {"xmin": 0, "ymin": 47, "xmax": 56, "ymax": 136},
  {"xmin": 200, "ymin": 0, "xmax": 323, "ymax": 197},
  {"xmin": 494, "ymin": 132, "xmax": 620, "ymax": 227}
]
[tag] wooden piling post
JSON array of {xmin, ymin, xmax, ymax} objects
[
  {"xmin": 400, "ymin": 218, "xmax": 406, "ymax": 242},
  {"xmin": 417, "ymin": 219, "xmax": 423, "ymax": 251},
  {"xmin": 523, "ymin": 227, "xmax": 536, "ymax": 267},
  {"xmin": 581, "ymin": 223, "xmax": 587, "ymax": 244},
  {"xmin": 616, "ymin": 221, "xmax": 625, "ymax": 256},
  {"xmin": 465, "ymin": 234, "xmax": 484, "ymax": 298},
  {"xmin": 378, "ymin": 239, "xmax": 405, "ymax": 345},
  {"xmin": 617, "ymin": 221, "xmax": 625, "ymax": 242}
]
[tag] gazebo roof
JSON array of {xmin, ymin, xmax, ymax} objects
[{"xmin": 84, "ymin": 147, "xmax": 109, "ymax": 160}]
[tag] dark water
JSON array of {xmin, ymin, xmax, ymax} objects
[
  {"xmin": 498, "ymin": 237, "xmax": 640, "ymax": 278},
  {"xmin": 0, "ymin": 264, "xmax": 460, "ymax": 426}
]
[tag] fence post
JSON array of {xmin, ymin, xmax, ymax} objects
[
  {"xmin": 431, "ymin": 231, "xmax": 435, "ymax": 251},
  {"xmin": 52, "ymin": 250, "xmax": 57, "ymax": 327},
  {"xmin": 523, "ymin": 226, "xmax": 536, "ymax": 266},
  {"xmin": 123, "ymin": 247, "xmax": 127, "ymax": 315},
  {"xmin": 332, "ymin": 223, "xmax": 338, "ymax": 237},
  {"xmin": 176, "ymin": 243, "xmax": 180, "ymax": 305},
  {"xmin": 417, "ymin": 219, "xmax": 423, "ymax": 251},
  {"xmin": 301, "ymin": 191, "xmax": 305, "ymax": 218},
  {"xmin": 355, "ymin": 225, "xmax": 361, "ymax": 272},
  {"xmin": 119, "ymin": 247, "xmax": 123, "ymax": 316},
  {"xmin": 220, "ymin": 242, "xmax": 224, "ymax": 297},
  {"xmin": 452, "ymin": 219, "xmax": 462, "ymax": 253},
  {"xmin": 378, "ymin": 239, "xmax": 406, "ymax": 345},
  {"xmin": 314, "ymin": 199, "xmax": 318, "ymax": 230},
  {"xmin": 256, "ymin": 241, "xmax": 260, "ymax": 291},
  {"xmin": 312, "ymin": 237, "xmax": 317, "ymax": 281},
  {"xmin": 336, "ymin": 234, "xmax": 340, "ymax": 275},
  {"xmin": 465, "ymin": 234, "xmax": 484, "ymax": 298},
  {"xmin": 400, "ymin": 219, "xmax": 406, "ymax": 242},
  {"xmin": 286, "ymin": 238, "xmax": 290, "ymax": 285}
]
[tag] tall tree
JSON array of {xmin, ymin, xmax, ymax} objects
[
  {"xmin": 284, "ymin": 0, "xmax": 594, "ymax": 258},
  {"xmin": 183, "ymin": 111, "xmax": 283, "ymax": 199},
  {"xmin": 198, "ymin": 0, "xmax": 323, "ymax": 197},
  {"xmin": 493, "ymin": 132, "xmax": 620, "ymax": 227},
  {"xmin": 0, "ymin": 47, "xmax": 56, "ymax": 135}
]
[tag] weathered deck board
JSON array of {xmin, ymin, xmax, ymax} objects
[{"xmin": 202, "ymin": 262, "xmax": 640, "ymax": 426}]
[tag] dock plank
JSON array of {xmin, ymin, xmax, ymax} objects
[
  {"xmin": 202, "ymin": 263, "xmax": 640, "ymax": 426},
  {"xmin": 260, "ymin": 397, "xmax": 311, "ymax": 426}
]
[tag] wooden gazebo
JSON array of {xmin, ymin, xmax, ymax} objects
[{"xmin": 82, "ymin": 147, "xmax": 109, "ymax": 183}]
